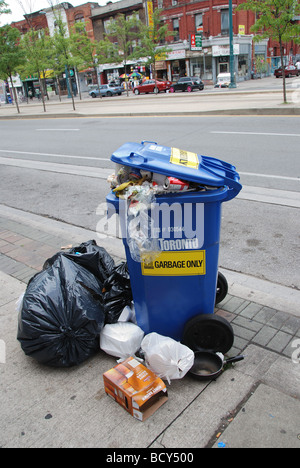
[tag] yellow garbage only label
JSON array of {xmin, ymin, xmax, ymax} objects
[
  {"xmin": 170, "ymin": 147, "xmax": 200, "ymax": 170},
  {"xmin": 141, "ymin": 250, "xmax": 206, "ymax": 276}
]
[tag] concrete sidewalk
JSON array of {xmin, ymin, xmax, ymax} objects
[
  {"xmin": 1, "ymin": 77, "xmax": 299, "ymax": 448},
  {"xmin": 0, "ymin": 204, "xmax": 299, "ymax": 449},
  {"xmin": 0, "ymin": 77, "xmax": 299, "ymax": 119}
]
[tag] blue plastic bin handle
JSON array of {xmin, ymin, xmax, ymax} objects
[
  {"xmin": 223, "ymin": 178, "xmax": 242, "ymax": 202},
  {"xmin": 127, "ymin": 152, "xmax": 148, "ymax": 165}
]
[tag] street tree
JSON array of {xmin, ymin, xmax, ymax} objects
[
  {"xmin": 238, "ymin": 0, "xmax": 300, "ymax": 103},
  {"xmin": 0, "ymin": 0, "xmax": 10, "ymax": 16},
  {"xmin": 105, "ymin": 13, "xmax": 140, "ymax": 96},
  {"xmin": 70, "ymin": 21, "xmax": 116, "ymax": 99},
  {"xmin": 0, "ymin": 25, "xmax": 25, "ymax": 113},
  {"xmin": 52, "ymin": 13, "xmax": 77, "ymax": 110},
  {"xmin": 20, "ymin": 29, "xmax": 52, "ymax": 112},
  {"xmin": 133, "ymin": 9, "xmax": 174, "ymax": 92}
]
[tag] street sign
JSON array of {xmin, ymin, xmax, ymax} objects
[{"xmin": 190, "ymin": 34, "xmax": 202, "ymax": 51}]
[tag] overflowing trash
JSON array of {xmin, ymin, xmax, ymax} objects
[
  {"xmin": 17, "ymin": 140, "xmax": 244, "ymax": 421},
  {"xmin": 17, "ymin": 240, "xmax": 132, "ymax": 367}
]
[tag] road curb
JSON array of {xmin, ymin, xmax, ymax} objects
[{"xmin": 0, "ymin": 107, "xmax": 299, "ymax": 120}]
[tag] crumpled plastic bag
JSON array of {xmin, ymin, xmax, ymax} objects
[
  {"xmin": 100, "ymin": 322, "xmax": 144, "ymax": 359},
  {"xmin": 43, "ymin": 239, "xmax": 115, "ymax": 282},
  {"xmin": 17, "ymin": 240, "xmax": 133, "ymax": 367},
  {"xmin": 17, "ymin": 254, "xmax": 106, "ymax": 367},
  {"xmin": 102, "ymin": 262, "xmax": 133, "ymax": 323},
  {"xmin": 141, "ymin": 332, "xmax": 195, "ymax": 383}
]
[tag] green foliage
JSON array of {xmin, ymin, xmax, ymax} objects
[
  {"xmin": 0, "ymin": 25, "xmax": 25, "ymax": 79},
  {"xmin": 238, "ymin": 0, "xmax": 300, "ymax": 44},
  {"xmin": 132, "ymin": 9, "xmax": 174, "ymax": 81},
  {"xmin": 0, "ymin": 0, "xmax": 11, "ymax": 16}
]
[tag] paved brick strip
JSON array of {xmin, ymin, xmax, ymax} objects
[{"xmin": 0, "ymin": 214, "xmax": 299, "ymax": 362}]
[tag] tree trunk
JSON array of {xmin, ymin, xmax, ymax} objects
[
  {"xmin": 9, "ymin": 74, "xmax": 20, "ymax": 114},
  {"xmin": 56, "ymin": 76, "xmax": 62, "ymax": 102},
  {"xmin": 94, "ymin": 66, "xmax": 102, "ymax": 99},
  {"xmin": 38, "ymin": 76, "xmax": 46, "ymax": 112}
]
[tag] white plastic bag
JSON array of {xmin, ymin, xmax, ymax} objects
[
  {"xmin": 117, "ymin": 302, "xmax": 137, "ymax": 324},
  {"xmin": 141, "ymin": 333, "xmax": 194, "ymax": 383},
  {"xmin": 100, "ymin": 322, "xmax": 144, "ymax": 359}
]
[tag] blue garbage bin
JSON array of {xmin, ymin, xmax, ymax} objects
[{"xmin": 106, "ymin": 141, "xmax": 242, "ymax": 342}]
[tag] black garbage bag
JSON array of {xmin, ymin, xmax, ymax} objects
[
  {"xmin": 17, "ymin": 254, "xmax": 106, "ymax": 367},
  {"xmin": 102, "ymin": 262, "xmax": 133, "ymax": 324},
  {"xmin": 43, "ymin": 240, "xmax": 115, "ymax": 282}
]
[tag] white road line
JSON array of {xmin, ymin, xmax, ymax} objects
[
  {"xmin": 211, "ymin": 131, "xmax": 300, "ymax": 137},
  {"xmin": 0, "ymin": 156, "xmax": 299, "ymax": 207},
  {"xmin": 35, "ymin": 128, "xmax": 80, "ymax": 131},
  {"xmin": 0, "ymin": 149, "xmax": 108, "ymax": 162},
  {"xmin": 240, "ymin": 172, "xmax": 299, "ymax": 182}
]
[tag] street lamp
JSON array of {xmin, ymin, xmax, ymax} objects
[{"xmin": 229, "ymin": 0, "xmax": 236, "ymax": 88}]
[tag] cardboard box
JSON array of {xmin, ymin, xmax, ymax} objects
[{"xmin": 103, "ymin": 357, "xmax": 168, "ymax": 421}]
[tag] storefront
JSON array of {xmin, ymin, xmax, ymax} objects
[
  {"xmin": 188, "ymin": 47, "xmax": 213, "ymax": 83},
  {"xmin": 211, "ymin": 37, "xmax": 253, "ymax": 83}
]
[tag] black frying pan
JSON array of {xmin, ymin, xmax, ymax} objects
[{"xmin": 189, "ymin": 351, "xmax": 245, "ymax": 381}]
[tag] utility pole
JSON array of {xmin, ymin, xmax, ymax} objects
[{"xmin": 229, "ymin": 0, "xmax": 236, "ymax": 88}]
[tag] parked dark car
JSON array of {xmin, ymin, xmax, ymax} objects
[
  {"xmin": 169, "ymin": 77, "xmax": 204, "ymax": 93},
  {"xmin": 89, "ymin": 84, "xmax": 124, "ymax": 98},
  {"xmin": 274, "ymin": 65, "xmax": 299, "ymax": 78}
]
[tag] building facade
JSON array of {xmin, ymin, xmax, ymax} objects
[
  {"xmin": 91, "ymin": 0, "xmax": 147, "ymax": 84},
  {"xmin": 155, "ymin": 0, "xmax": 299, "ymax": 83},
  {"xmin": 10, "ymin": 2, "xmax": 100, "ymax": 96}
]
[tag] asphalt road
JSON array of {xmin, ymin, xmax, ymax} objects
[{"xmin": 0, "ymin": 115, "xmax": 299, "ymax": 290}]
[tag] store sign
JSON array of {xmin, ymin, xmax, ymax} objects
[
  {"xmin": 167, "ymin": 49, "xmax": 186, "ymax": 60},
  {"xmin": 238, "ymin": 25, "xmax": 245, "ymax": 35},
  {"xmin": 212, "ymin": 44, "xmax": 240, "ymax": 56},
  {"xmin": 190, "ymin": 34, "xmax": 202, "ymax": 51}
]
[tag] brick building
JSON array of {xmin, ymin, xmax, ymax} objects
[
  {"xmin": 10, "ymin": 2, "xmax": 100, "ymax": 95},
  {"xmin": 91, "ymin": 0, "xmax": 147, "ymax": 83},
  {"xmin": 154, "ymin": 0, "xmax": 299, "ymax": 83}
]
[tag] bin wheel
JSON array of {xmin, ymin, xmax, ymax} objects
[
  {"xmin": 215, "ymin": 271, "xmax": 228, "ymax": 305},
  {"xmin": 182, "ymin": 314, "xmax": 234, "ymax": 354}
]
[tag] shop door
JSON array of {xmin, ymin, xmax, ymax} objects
[{"xmin": 219, "ymin": 62, "xmax": 229, "ymax": 74}]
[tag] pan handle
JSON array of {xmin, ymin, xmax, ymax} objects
[{"xmin": 224, "ymin": 355, "xmax": 245, "ymax": 365}]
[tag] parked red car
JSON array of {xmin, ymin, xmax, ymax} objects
[
  {"xmin": 133, "ymin": 79, "xmax": 172, "ymax": 95},
  {"xmin": 274, "ymin": 65, "xmax": 299, "ymax": 78}
]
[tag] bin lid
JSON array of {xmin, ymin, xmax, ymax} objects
[{"xmin": 110, "ymin": 141, "xmax": 242, "ymax": 199}]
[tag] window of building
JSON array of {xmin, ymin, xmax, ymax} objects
[
  {"xmin": 74, "ymin": 13, "xmax": 84, "ymax": 23},
  {"xmin": 172, "ymin": 0, "xmax": 178, "ymax": 6},
  {"xmin": 173, "ymin": 18, "xmax": 179, "ymax": 41},
  {"xmin": 104, "ymin": 18, "xmax": 114, "ymax": 34},
  {"xmin": 221, "ymin": 9, "xmax": 229, "ymax": 35},
  {"xmin": 158, "ymin": 0, "xmax": 163, "ymax": 8},
  {"xmin": 195, "ymin": 13, "xmax": 203, "ymax": 33}
]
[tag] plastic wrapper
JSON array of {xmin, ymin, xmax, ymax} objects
[
  {"xmin": 100, "ymin": 322, "xmax": 144, "ymax": 359},
  {"xmin": 141, "ymin": 332, "xmax": 195, "ymax": 383},
  {"xmin": 17, "ymin": 254, "xmax": 106, "ymax": 367}
]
